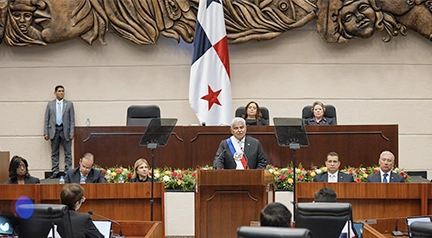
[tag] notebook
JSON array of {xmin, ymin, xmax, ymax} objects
[
  {"xmin": 406, "ymin": 216, "xmax": 431, "ymax": 237},
  {"xmin": 92, "ymin": 220, "xmax": 112, "ymax": 238}
]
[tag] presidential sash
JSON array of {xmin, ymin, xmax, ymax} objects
[{"xmin": 226, "ymin": 136, "xmax": 248, "ymax": 170}]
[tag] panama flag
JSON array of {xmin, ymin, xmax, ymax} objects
[{"xmin": 189, "ymin": 0, "xmax": 232, "ymax": 126}]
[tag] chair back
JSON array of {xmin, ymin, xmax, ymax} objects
[
  {"xmin": 126, "ymin": 105, "xmax": 161, "ymax": 126},
  {"xmin": 235, "ymin": 106, "xmax": 269, "ymax": 121},
  {"xmin": 16, "ymin": 204, "xmax": 74, "ymax": 238},
  {"xmin": 301, "ymin": 105, "xmax": 337, "ymax": 124},
  {"xmin": 237, "ymin": 226, "xmax": 312, "ymax": 238},
  {"xmin": 295, "ymin": 202, "xmax": 352, "ymax": 238},
  {"xmin": 410, "ymin": 221, "xmax": 432, "ymax": 238}
]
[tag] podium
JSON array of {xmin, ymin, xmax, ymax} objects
[
  {"xmin": 195, "ymin": 170, "xmax": 274, "ymax": 238},
  {"xmin": 0, "ymin": 151, "xmax": 10, "ymax": 183}
]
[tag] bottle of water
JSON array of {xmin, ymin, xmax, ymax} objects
[
  {"xmin": 80, "ymin": 175, "xmax": 86, "ymax": 184},
  {"xmin": 86, "ymin": 118, "xmax": 91, "ymax": 126},
  {"xmin": 59, "ymin": 176, "xmax": 65, "ymax": 184},
  {"xmin": 118, "ymin": 175, "xmax": 124, "ymax": 183}
]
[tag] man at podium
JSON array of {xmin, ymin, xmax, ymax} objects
[{"xmin": 213, "ymin": 117, "xmax": 267, "ymax": 170}]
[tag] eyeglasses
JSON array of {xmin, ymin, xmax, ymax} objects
[
  {"xmin": 80, "ymin": 196, "xmax": 86, "ymax": 203},
  {"xmin": 80, "ymin": 163, "xmax": 92, "ymax": 171}
]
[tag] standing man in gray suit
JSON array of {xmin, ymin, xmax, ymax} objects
[
  {"xmin": 313, "ymin": 152, "xmax": 354, "ymax": 182},
  {"xmin": 44, "ymin": 85, "xmax": 75, "ymax": 179},
  {"xmin": 213, "ymin": 117, "xmax": 267, "ymax": 170},
  {"xmin": 366, "ymin": 151, "xmax": 405, "ymax": 183}
]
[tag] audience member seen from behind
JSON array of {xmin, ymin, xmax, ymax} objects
[
  {"xmin": 303, "ymin": 101, "xmax": 335, "ymax": 126},
  {"xmin": 366, "ymin": 151, "xmax": 405, "ymax": 183},
  {"xmin": 4, "ymin": 155, "xmax": 40, "ymax": 184},
  {"xmin": 260, "ymin": 202, "xmax": 292, "ymax": 227},
  {"xmin": 60, "ymin": 183, "xmax": 103, "ymax": 238},
  {"xmin": 241, "ymin": 101, "xmax": 268, "ymax": 126},
  {"xmin": 64, "ymin": 153, "xmax": 105, "ymax": 184},
  {"xmin": 313, "ymin": 152, "xmax": 354, "ymax": 182},
  {"xmin": 130, "ymin": 158, "xmax": 152, "ymax": 182},
  {"xmin": 213, "ymin": 117, "xmax": 267, "ymax": 170},
  {"xmin": 314, "ymin": 187, "xmax": 337, "ymax": 202}
]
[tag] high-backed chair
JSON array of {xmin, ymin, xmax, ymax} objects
[
  {"xmin": 410, "ymin": 222, "xmax": 432, "ymax": 238},
  {"xmin": 126, "ymin": 105, "xmax": 161, "ymax": 126},
  {"xmin": 301, "ymin": 105, "xmax": 337, "ymax": 124},
  {"xmin": 237, "ymin": 226, "xmax": 312, "ymax": 238},
  {"xmin": 235, "ymin": 106, "xmax": 270, "ymax": 122},
  {"xmin": 16, "ymin": 204, "xmax": 74, "ymax": 238},
  {"xmin": 295, "ymin": 202, "xmax": 353, "ymax": 238}
]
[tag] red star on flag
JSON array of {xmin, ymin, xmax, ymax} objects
[{"xmin": 201, "ymin": 85, "xmax": 222, "ymax": 110}]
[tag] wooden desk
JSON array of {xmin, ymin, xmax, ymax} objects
[
  {"xmin": 0, "ymin": 151, "xmax": 10, "ymax": 183},
  {"xmin": 74, "ymin": 125, "xmax": 398, "ymax": 169},
  {"xmin": 296, "ymin": 183, "xmax": 429, "ymax": 219},
  {"xmin": 0, "ymin": 183, "xmax": 165, "ymax": 237}
]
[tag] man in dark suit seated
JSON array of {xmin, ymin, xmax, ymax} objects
[
  {"xmin": 213, "ymin": 117, "xmax": 267, "ymax": 169},
  {"xmin": 60, "ymin": 183, "xmax": 104, "ymax": 238},
  {"xmin": 313, "ymin": 152, "xmax": 354, "ymax": 182},
  {"xmin": 314, "ymin": 187, "xmax": 337, "ymax": 202},
  {"xmin": 65, "ymin": 153, "xmax": 105, "ymax": 183},
  {"xmin": 260, "ymin": 202, "xmax": 292, "ymax": 227},
  {"xmin": 366, "ymin": 150, "xmax": 405, "ymax": 183}
]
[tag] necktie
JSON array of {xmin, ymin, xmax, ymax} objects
[
  {"xmin": 56, "ymin": 102, "xmax": 62, "ymax": 125},
  {"xmin": 383, "ymin": 173, "xmax": 388, "ymax": 183}
]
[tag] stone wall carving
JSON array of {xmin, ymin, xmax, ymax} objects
[{"xmin": 0, "ymin": 0, "xmax": 431, "ymax": 46}]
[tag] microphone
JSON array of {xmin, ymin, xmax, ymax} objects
[
  {"xmin": 215, "ymin": 149, "xmax": 226, "ymax": 169},
  {"xmin": 88, "ymin": 210, "xmax": 125, "ymax": 238},
  {"xmin": 391, "ymin": 219, "xmax": 405, "ymax": 236}
]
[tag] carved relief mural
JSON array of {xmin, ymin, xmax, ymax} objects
[{"xmin": 0, "ymin": 0, "xmax": 431, "ymax": 46}]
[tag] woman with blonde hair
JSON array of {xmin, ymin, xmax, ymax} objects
[{"xmin": 130, "ymin": 158, "xmax": 152, "ymax": 182}]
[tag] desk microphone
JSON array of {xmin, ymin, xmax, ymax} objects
[
  {"xmin": 391, "ymin": 219, "xmax": 405, "ymax": 236},
  {"xmin": 88, "ymin": 210, "xmax": 125, "ymax": 238}
]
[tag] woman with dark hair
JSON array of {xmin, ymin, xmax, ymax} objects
[
  {"xmin": 241, "ymin": 101, "xmax": 268, "ymax": 126},
  {"xmin": 129, "ymin": 158, "xmax": 152, "ymax": 182},
  {"xmin": 4, "ymin": 155, "xmax": 40, "ymax": 184},
  {"xmin": 60, "ymin": 183, "xmax": 103, "ymax": 238}
]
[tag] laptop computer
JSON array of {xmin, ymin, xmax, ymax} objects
[
  {"xmin": 406, "ymin": 216, "xmax": 431, "ymax": 237},
  {"xmin": 0, "ymin": 215, "xmax": 14, "ymax": 236},
  {"xmin": 353, "ymin": 222, "xmax": 364, "ymax": 238},
  {"xmin": 92, "ymin": 220, "xmax": 112, "ymax": 238}
]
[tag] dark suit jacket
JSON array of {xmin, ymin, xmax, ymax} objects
[
  {"xmin": 366, "ymin": 171, "xmax": 405, "ymax": 183},
  {"xmin": 303, "ymin": 116, "xmax": 335, "ymax": 126},
  {"xmin": 64, "ymin": 167, "xmax": 105, "ymax": 183},
  {"xmin": 44, "ymin": 99, "xmax": 75, "ymax": 140},
  {"xmin": 245, "ymin": 118, "xmax": 268, "ymax": 126},
  {"xmin": 129, "ymin": 177, "xmax": 152, "ymax": 182},
  {"xmin": 68, "ymin": 210, "xmax": 103, "ymax": 238},
  {"xmin": 4, "ymin": 176, "xmax": 40, "ymax": 184},
  {"xmin": 213, "ymin": 136, "xmax": 267, "ymax": 169},
  {"xmin": 313, "ymin": 172, "xmax": 355, "ymax": 182}
]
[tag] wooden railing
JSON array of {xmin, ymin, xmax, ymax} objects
[{"xmin": 0, "ymin": 183, "xmax": 165, "ymax": 237}]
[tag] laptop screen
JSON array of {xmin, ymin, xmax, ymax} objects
[
  {"xmin": 0, "ymin": 215, "xmax": 14, "ymax": 235},
  {"xmin": 92, "ymin": 220, "xmax": 112, "ymax": 238},
  {"xmin": 406, "ymin": 216, "xmax": 431, "ymax": 237},
  {"xmin": 353, "ymin": 222, "xmax": 364, "ymax": 238}
]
